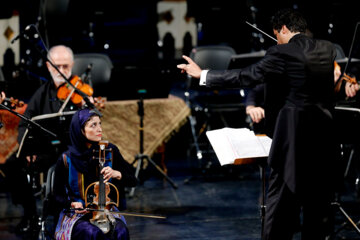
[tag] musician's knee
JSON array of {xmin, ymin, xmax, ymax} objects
[
  {"xmin": 72, "ymin": 219, "xmax": 105, "ymax": 239},
  {"xmin": 113, "ymin": 220, "xmax": 130, "ymax": 240}
]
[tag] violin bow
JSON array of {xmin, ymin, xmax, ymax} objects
[
  {"xmin": 58, "ymin": 80, "xmax": 81, "ymax": 113},
  {"xmin": 341, "ymin": 22, "xmax": 360, "ymax": 79},
  {"xmin": 68, "ymin": 208, "xmax": 166, "ymax": 219}
]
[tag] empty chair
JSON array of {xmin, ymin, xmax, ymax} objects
[
  {"xmin": 184, "ymin": 45, "xmax": 246, "ymax": 165},
  {"xmin": 72, "ymin": 53, "xmax": 113, "ymax": 96},
  {"xmin": 186, "ymin": 45, "xmax": 236, "ymax": 91},
  {"xmin": 38, "ymin": 164, "xmax": 57, "ymax": 240},
  {"xmin": 186, "ymin": 45, "xmax": 243, "ymax": 124},
  {"xmin": 189, "ymin": 45, "xmax": 236, "ymax": 70},
  {"xmin": 333, "ymin": 43, "xmax": 346, "ymax": 61}
]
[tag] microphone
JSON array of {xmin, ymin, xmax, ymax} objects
[
  {"xmin": 11, "ymin": 24, "xmax": 34, "ymax": 44},
  {"xmin": 82, "ymin": 63, "xmax": 93, "ymax": 84}
]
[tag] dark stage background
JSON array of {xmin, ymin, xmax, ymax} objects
[
  {"xmin": 1, "ymin": 0, "xmax": 360, "ymax": 101},
  {"xmin": 2, "ymin": 2, "xmax": 360, "ymax": 239}
]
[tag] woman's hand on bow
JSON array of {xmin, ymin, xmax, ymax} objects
[{"xmin": 71, "ymin": 201, "xmax": 87, "ymax": 214}]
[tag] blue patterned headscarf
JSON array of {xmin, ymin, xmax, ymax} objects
[{"xmin": 65, "ymin": 108, "xmax": 100, "ymax": 173}]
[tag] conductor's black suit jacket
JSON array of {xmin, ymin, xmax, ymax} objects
[{"xmin": 205, "ymin": 34, "xmax": 338, "ymax": 196}]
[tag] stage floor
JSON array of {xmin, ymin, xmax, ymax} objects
[{"xmin": 1, "ymin": 128, "xmax": 360, "ymax": 240}]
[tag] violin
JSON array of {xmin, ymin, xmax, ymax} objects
[
  {"xmin": 94, "ymin": 96, "xmax": 107, "ymax": 110},
  {"xmin": 1, "ymin": 96, "xmax": 25, "ymax": 109},
  {"xmin": 334, "ymin": 61, "xmax": 357, "ymax": 93},
  {"xmin": 57, "ymin": 75, "xmax": 94, "ymax": 106},
  {"xmin": 85, "ymin": 140, "xmax": 119, "ymax": 234}
]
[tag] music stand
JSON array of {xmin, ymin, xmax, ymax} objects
[
  {"xmin": 234, "ymin": 157, "xmax": 267, "ymax": 239},
  {"xmin": 330, "ymin": 106, "xmax": 360, "ymax": 238},
  {"xmin": 129, "ymin": 90, "xmax": 178, "ymax": 197},
  {"xmin": 16, "ymin": 93, "xmax": 76, "ymax": 158}
]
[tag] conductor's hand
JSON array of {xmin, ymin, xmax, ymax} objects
[
  {"xmin": 246, "ymin": 106, "xmax": 265, "ymax": 123},
  {"xmin": 177, "ymin": 55, "xmax": 202, "ymax": 79},
  {"xmin": 345, "ymin": 81, "xmax": 359, "ymax": 98}
]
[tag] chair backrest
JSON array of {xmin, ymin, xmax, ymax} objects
[
  {"xmin": 333, "ymin": 43, "xmax": 346, "ymax": 60},
  {"xmin": 45, "ymin": 164, "xmax": 56, "ymax": 198},
  {"xmin": 189, "ymin": 45, "xmax": 236, "ymax": 70},
  {"xmin": 39, "ymin": 164, "xmax": 57, "ymax": 238},
  {"xmin": 186, "ymin": 45, "xmax": 236, "ymax": 90},
  {"xmin": 72, "ymin": 53, "xmax": 113, "ymax": 88}
]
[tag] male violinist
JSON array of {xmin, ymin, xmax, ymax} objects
[
  {"xmin": 3, "ymin": 45, "xmax": 88, "ymax": 234},
  {"xmin": 178, "ymin": 8, "xmax": 342, "ymax": 240}
]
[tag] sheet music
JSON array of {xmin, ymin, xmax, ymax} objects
[{"xmin": 206, "ymin": 128, "xmax": 272, "ymax": 166}]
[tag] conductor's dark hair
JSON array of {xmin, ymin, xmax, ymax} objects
[{"xmin": 271, "ymin": 9, "xmax": 307, "ymax": 33}]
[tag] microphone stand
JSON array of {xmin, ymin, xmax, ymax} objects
[
  {"xmin": 0, "ymin": 103, "xmax": 57, "ymax": 138},
  {"xmin": 0, "ymin": 103, "xmax": 57, "ymax": 231},
  {"xmin": 129, "ymin": 89, "xmax": 178, "ymax": 197}
]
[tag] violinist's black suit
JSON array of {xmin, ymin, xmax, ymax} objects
[{"xmin": 204, "ymin": 34, "xmax": 339, "ymax": 239}]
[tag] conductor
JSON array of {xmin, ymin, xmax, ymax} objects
[{"xmin": 178, "ymin": 8, "xmax": 340, "ymax": 239}]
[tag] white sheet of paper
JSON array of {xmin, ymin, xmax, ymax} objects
[{"xmin": 206, "ymin": 128, "xmax": 272, "ymax": 166}]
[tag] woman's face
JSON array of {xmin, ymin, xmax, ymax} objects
[{"xmin": 83, "ymin": 116, "xmax": 102, "ymax": 142}]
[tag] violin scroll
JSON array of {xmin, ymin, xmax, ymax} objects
[
  {"xmin": 1, "ymin": 96, "xmax": 25, "ymax": 109},
  {"xmin": 341, "ymin": 73, "xmax": 357, "ymax": 85}
]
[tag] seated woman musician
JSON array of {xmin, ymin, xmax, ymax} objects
[{"xmin": 53, "ymin": 108, "xmax": 137, "ymax": 240}]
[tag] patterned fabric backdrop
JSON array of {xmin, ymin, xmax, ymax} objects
[
  {"xmin": 101, "ymin": 95, "xmax": 190, "ymax": 166},
  {"xmin": 0, "ymin": 104, "xmax": 27, "ymax": 163}
]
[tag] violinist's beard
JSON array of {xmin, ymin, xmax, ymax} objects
[{"xmin": 51, "ymin": 71, "xmax": 72, "ymax": 86}]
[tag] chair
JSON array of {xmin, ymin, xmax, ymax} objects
[
  {"xmin": 189, "ymin": 45, "xmax": 236, "ymax": 70},
  {"xmin": 72, "ymin": 53, "xmax": 113, "ymax": 96},
  {"xmin": 186, "ymin": 45, "xmax": 243, "ymax": 127},
  {"xmin": 38, "ymin": 164, "xmax": 57, "ymax": 240},
  {"xmin": 186, "ymin": 45, "xmax": 236, "ymax": 90},
  {"xmin": 333, "ymin": 43, "xmax": 346, "ymax": 60},
  {"xmin": 184, "ymin": 45, "xmax": 246, "ymax": 171}
]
